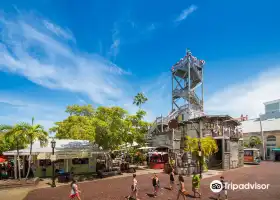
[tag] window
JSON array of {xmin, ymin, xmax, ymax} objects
[
  {"xmin": 265, "ymin": 103, "xmax": 279, "ymax": 113},
  {"xmin": 244, "ymin": 150, "xmax": 253, "ymax": 156},
  {"xmin": 267, "ymin": 136, "xmax": 276, "ymax": 142},
  {"xmin": 72, "ymin": 158, "xmax": 89, "ymax": 165},
  {"xmin": 266, "ymin": 143, "xmax": 276, "ymax": 146},
  {"xmin": 39, "ymin": 159, "xmax": 52, "ymax": 166}
]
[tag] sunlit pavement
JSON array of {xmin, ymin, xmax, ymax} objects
[{"xmin": 24, "ymin": 162, "xmax": 280, "ymax": 200}]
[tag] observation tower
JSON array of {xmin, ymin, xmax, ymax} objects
[{"xmin": 147, "ymin": 49, "xmax": 205, "ymax": 136}]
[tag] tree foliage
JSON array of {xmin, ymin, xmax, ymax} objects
[
  {"xmin": 133, "ymin": 92, "xmax": 148, "ymax": 109},
  {"xmin": 185, "ymin": 136, "xmax": 218, "ymax": 171},
  {"xmin": 0, "ymin": 124, "xmax": 28, "ymax": 152},
  {"xmin": 0, "ymin": 124, "xmax": 30, "ymax": 179},
  {"xmin": 247, "ymin": 136, "xmax": 262, "ymax": 148},
  {"xmin": 25, "ymin": 118, "xmax": 48, "ymax": 179},
  {"xmin": 185, "ymin": 136, "xmax": 218, "ymax": 157},
  {"xmin": 66, "ymin": 104, "xmax": 94, "ymax": 116},
  {"xmin": 50, "ymin": 115, "xmax": 96, "ymax": 141},
  {"xmin": 94, "ymin": 106, "xmax": 128, "ymax": 150},
  {"xmin": 50, "ymin": 104, "xmax": 150, "ymax": 150}
]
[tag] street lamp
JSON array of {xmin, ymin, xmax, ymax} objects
[{"xmin": 51, "ymin": 138, "xmax": 56, "ymax": 188}]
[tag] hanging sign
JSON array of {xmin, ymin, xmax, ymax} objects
[
  {"xmin": 37, "ymin": 153, "xmax": 51, "ymax": 160},
  {"xmin": 50, "ymin": 155, "xmax": 57, "ymax": 161}
]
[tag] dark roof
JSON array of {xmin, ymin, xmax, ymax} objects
[{"xmin": 184, "ymin": 115, "xmax": 241, "ymax": 125}]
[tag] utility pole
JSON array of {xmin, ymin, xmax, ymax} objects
[{"xmin": 259, "ymin": 114, "xmax": 266, "ymax": 160}]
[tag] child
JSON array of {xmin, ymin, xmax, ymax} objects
[
  {"xmin": 152, "ymin": 173, "xmax": 160, "ymax": 197},
  {"xmin": 128, "ymin": 174, "xmax": 139, "ymax": 200},
  {"xmin": 218, "ymin": 176, "xmax": 228, "ymax": 200},
  {"xmin": 176, "ymin": 175, "xmax": 187, "ymax": 200},
  {"xmin": 69, "ymin": 179, "xmax": 81, "ymax": 200},
  {"xmin": 192, "ymin": 171, "xmax": 201, "ymax": 198},
  {"xmin": 169, "ymin": 168, "xmax": 175, "ymax": 190}
]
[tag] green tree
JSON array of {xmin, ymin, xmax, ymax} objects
[
  {"xmin": 0, "ymin": 124, "xmax": 28, "ymax": 180},
  {"xmin": 185, "ymin": 136, "xmax": 218, "ymax": 171},
  {"xmin": 25, "ymin": 118, "xmax": 48, "ymax": 179},
  {"xmin": 66, "ymin": 104, "xmax": 95, "ymax": 116},
  {"xmin": 50, "ymin": 105, "xmax": 96, "ymax": 141},
  {"xmin": 133, "ymin": 92, "xmax": 148, "ymax": 109},
  {"xmin": 94, "ymin": 106, "xmax": 128, "ymax": 150},
  {"xmin": 248, "ymin": 136, "xmax": 262, "ymax": 148},
  {"xmin": 51, "ymin": 104, "xmax": 150, "ymax": 151},
  {"xmin": 244, "ymin": 141, "xmax": 249, "ymax": 148},
  {"xmin": 50, "ymin": 116, "xmax": 96, "ymax": 141}
]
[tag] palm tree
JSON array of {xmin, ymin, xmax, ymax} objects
[
  {"xmin": 133, "ymin": 92, "xmax": 148, "ymax": 109},
  {"xmin": 25, "ymin": 117, "xmax": 48, "ymax": 179},
  {"xmin": 248, "ymin": 136, "xmax": 262, "ymax": 148},
  {"xmin": 0, "ymin": 124, "xmax": 28, "ymax": 180}
]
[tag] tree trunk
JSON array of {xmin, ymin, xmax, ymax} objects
[
  {"xmin": 25, "ymin": 138, "xmax": 33, "ymax": 179},
  {"xmin": 16, "ymin": 140, "xmax": 21, "ymax": 180}
]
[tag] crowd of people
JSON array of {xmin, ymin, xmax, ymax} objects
[
  {"xmin": 67, "ymin": 169, "xmax": 203, "ymax": 200},
  {"xmin": 124, "ymin": 169, "xmax": 202, "ymax": 200},
  {"xmin": 0, "ymin": 162, "xmax": 14, "ymax": 180}
]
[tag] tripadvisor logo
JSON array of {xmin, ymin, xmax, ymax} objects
[{"xmin": 210, "ymin": 180, "xmax": 270, "ymax": 192}]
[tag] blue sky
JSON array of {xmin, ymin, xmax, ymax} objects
[{"xmin": 1, "ymin": 0, "xmax": 280, "ymax": 130}]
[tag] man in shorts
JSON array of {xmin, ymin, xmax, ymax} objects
[
  {"xmin": 218, "ymin": 176, "xmax": 228, "ymax": 200},
  {"xmin": 192, "ymin": 171, "xmax": 201, "ymax": 198}
]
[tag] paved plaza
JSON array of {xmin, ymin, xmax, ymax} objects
[{"xmin": 22, "ymin": 162, "xmax": 280, "ymax": 200}]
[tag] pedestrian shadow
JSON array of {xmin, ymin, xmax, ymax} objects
[
  {"xmin": 124, "ymin": 196, "xmax": 136, "ymax": 200},
  {"xmin": 209, "ymin": 197, "xmax": 217, "ymax": 200},
  {"xmin": 185, "ymin": 194, "xmax": 196, "ymax": 198},
  {"xmin": 146, "ymin": 193, "xmax": 155, "ymax": 197}
]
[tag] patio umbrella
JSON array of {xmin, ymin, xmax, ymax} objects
[{"xmin": 0, "ymin": 156, "xmax": 7, "ymax": 163}]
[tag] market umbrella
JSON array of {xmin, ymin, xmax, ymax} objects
[{"xmin": 0, "ymin": 156, "xmax": 7, "ymax": 163}]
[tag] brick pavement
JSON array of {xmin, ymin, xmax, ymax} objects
[{"xmin": 24, "ymin": 162, "xmax": 280, "ymax": 200}]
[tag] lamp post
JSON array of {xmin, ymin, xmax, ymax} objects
[{"xmin": 51, "ymin": 138, "xmax": 56, "ymax": 188}]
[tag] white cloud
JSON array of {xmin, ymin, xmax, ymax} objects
[
  {"xmin": 43, "ymin": 20, "xmax": 76, "ymax": 42},
  {"xmin": 0, "ymin": 93, "xmax": 66, "ymax": 131},
  {"xmin": 175, "ymin": 5, "xmax": 198, "ymax": 22},
  {"xmin": 0, "ymin": 13, "xmax": 131, "ymax": 106},
  {"xmin": 108, "ymin": 23, "xmax": 121, "ymax": 60},
  {"xmin": 0, "ymin": 12, "xmax": 167, "ymax": 125},
  {"xmin": 205, "ymin": 67, "xmax": 280, "ymax": 118}
]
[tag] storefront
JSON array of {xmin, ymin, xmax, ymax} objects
[
  {"xmin": 272, "ymin": 148, "xmax": 280, "ymax": 161},
  {"xmin": 3, "ymin": 139, "xmax": 107, "ymax": 178}
]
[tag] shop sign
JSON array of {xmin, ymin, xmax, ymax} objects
[
  {"xmin": 50, "ymin": 155, "xmax": 57, "ymax": 161},
  {"xmin": 56, "ymin": 152, "xmax": 90, "ymax": 159},
  {"xmin": 60, "ymin": 141, "xmax": 90, "ymax": 148},
  {"xmin": 37, "ymin": 153, "xmax": 51, "ymax": 160}
]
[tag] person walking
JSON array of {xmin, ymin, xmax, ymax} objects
[
  {"xmin": 176, "ymin": 175, "xmax": 187, "ymax": 200},
  {"xmin": 69, "ymin": 179, "xmax": 81, "ymax": 200},
  {"xmin": 217, "ymin": 176, "xmax": 228, "ymax": 200},
  {"xmin": 42, "ymin": 164, "xmax": 46, "ymax": 178},
  {"xmin": 151, "ymin": 173, "xmax": 160, "ymax": 197},
  {"xmin": 169, "ymin": 168, "xmax": 175, "ymax": 190},
  {"xmin": 128, "ymin": 174, "xmax": 139, "ymax": 200},
  {"xmin": 192, "ymin": 171, "xmax": 201, "ymax": 198}
]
